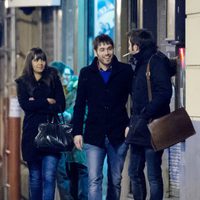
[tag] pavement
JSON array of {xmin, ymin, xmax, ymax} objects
[{"xmin": 126, "ymin": 196, "xmax": 179, "ymax": 200}]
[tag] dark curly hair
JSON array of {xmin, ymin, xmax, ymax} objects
[{"xmin": 93, "ymin": 34, "xmax": 114, "ymax": 51}]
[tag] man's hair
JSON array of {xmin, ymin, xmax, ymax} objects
[
  {"xmin": 93, "ymin": 34, "xmax": 114, "ymax": 51},
  {"xmin": 127, "ymin": 29, "xmax": 156, "ymax": 50}
]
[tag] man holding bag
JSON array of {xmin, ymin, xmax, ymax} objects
[{"xmin": 125, "ymin": 29, "xmax": 173, "ymax": 200}]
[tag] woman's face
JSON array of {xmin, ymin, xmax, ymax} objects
[{"xmin": 32, "ymin": 56, "xmax": 46, "ymax": 74}]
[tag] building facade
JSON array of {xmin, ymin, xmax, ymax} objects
[{"xmin": 0, "ymin": 0, "xmax": 199, "ymax": 199}]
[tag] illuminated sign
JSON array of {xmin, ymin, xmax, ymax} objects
[
  {"xmin": 179, "ymin": 48, "xmax": 185, "ymax": 69},
  {"xmin": 94, "ymin": 0, "xmax": 115, "ymax": 39},
  {"xmin": 5, "ymin": 0, "xmax": 61, "ymax": 8}
]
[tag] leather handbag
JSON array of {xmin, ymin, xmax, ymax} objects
[
  {"xmin": 146, "ymin": 57, "xmax": 196, "ymax": 151},
  {"xmin": 34, "ymin": 114, "xmax": 74, "ymax": 153},
  {"xmin": 148, "ymin": 107, "xmax": 196, "ymax": 151}
]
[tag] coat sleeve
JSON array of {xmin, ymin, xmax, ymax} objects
[
  {"xmin": 128, "ymin": 65, "xmax": 134, "ymax": 95},
  {"xmin": 16, "ymin": 80, "xmax": 50, "ymax": 112},
  {"xmin": 48, "ymin": 76, "xmax": 66, "ymax": 113},
  {"xmin": 72, "ymin": 68, "xmax": 87, "ymax": 136},
  {"xmin": 140, "ymin": 57, "xmax": 172, "ymax": 120},
  {"xmin": 16, "ymin": 76, "xmax": 65, "ymax": 114}
]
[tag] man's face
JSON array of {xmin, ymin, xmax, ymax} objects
[
  {"xmin": 128, "ymin": 38, "xmax": 140, "ymax": 55},
  {"xmin": 95, "ymin": 42, "xmax": 114, "ymax": 67}
]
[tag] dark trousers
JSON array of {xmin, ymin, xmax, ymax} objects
[
  {"xmin": 57, "ymin": 160, "xmax": 88, "ymax": 200},
  {"xmin": 128, "ymin": 144, "xmax": 163, "ymax": 200}
]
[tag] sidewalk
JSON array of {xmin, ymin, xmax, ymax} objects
[{"xmin": 126, "ymin": 197, "xmax": 179, "ymax": 200}]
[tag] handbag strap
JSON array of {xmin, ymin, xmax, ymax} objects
[
  {"xmin": 47, "ymin": 113, "xmax": 66, "ymax": 124},
  {"xmin": 146, "ymin": 54, "xmax": 155, "ymax": 102}
]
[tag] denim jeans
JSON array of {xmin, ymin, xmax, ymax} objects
[
  {"xmin": 27, "ymin": 155, "xmax": 59, "ymax": 200},
  {"xmin": 56, "ymin": 154, "xmax": 73, "ymax": 200},
  {"xmin": 57, "ymin": 159, "xmax": 88, "ymax": 200},
  {"xmin": 84, "ymin": 138, "xmax": 128, "ymax": 200},
  {"xmin": 70, "ymin": 163, "xmax": 88, "ymax": 200},
  {"xmin": 128, "ymin": 144, "xmax": 163, "ymax": 200}
]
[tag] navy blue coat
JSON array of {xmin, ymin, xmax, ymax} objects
[
  {"xmin": 16, "ymin": 67, "xmax": 66, "ymax": 161},
  {"xmin": 127, "ymin": 47, "xmax": 172, "ymax": 146},
  {"xmin": 72, "ymin": 56, "xmax": 133, "ymax": 148}
]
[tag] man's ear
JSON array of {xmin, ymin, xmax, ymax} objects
[
  {"xmin": 133, "ymin": 44, "xmax": 140, "ymax": 52},
  {"xmin": 94, "ymin": 50, "xmax": 97, "ymax": 57}
]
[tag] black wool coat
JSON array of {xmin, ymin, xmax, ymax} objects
[
  {"xmin": 127, "ymin": 47, "xmax": 172, "ymax": 146},
  {"xmin": 72, "ymin": 56, "xmax": 133, "ymax": 148},
  {"xmin": 16, "ymin": 67, "xmax": 66, "ymax": 161}
]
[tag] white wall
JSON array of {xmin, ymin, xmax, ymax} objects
[{"xmin": 181, "ymin": 1, "xmax": 200, "ymax": 199}]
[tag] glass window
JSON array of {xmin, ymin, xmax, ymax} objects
[{"xmin": 87, "ymin": 0, "xmax": 115, "ymax": 64}]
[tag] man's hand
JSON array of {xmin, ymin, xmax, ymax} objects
[
  {"xmin": 74, "ymin": 135, "xmax": 83, "ymax": 150},
  {"xmin": 125, "ymin": 126, "xmax": 129, "ymax": 138},
  {"xmin": 47, "ymin": 98, "xmax": 56, "ymax": 104},
  {"xmin": 29, "ymin": 97, "xmax": 35, "ymax": 101}
]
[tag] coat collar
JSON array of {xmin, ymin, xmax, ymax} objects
[
  {"xmin": 88, "ymin": 55, "xmax": 124, "ymax": 84},
  {"xmin": 89, "ymin": 55, "xmax": 122, "ymax": 74},
  {"xmin": 129, "ymin": 46, "xmax": 157, "ymax": 66}
]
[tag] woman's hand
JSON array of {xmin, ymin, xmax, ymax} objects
[
  {"xmin": 47, "ymin": 98, "xmax": 56, "ymax": 104},
  {"xmin": 125, "ymin": 126, "xmax": 129, "ymax": 138}
]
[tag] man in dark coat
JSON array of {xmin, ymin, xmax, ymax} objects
[
  {"xmin": 126, "ymin": 29, "xmax": 172, "ymax": 200},
  {"xmin": 72, "ymin": 34, "xmax": 133, "ymax": 200}
]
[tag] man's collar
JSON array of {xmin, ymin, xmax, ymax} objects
[
  {"xmin": 98, "ymin": 62, "xmax": 112, "ymax": 72},
  {"xmin": 99, "ymin": 67, "xmax": 112, "ymax": 72}
]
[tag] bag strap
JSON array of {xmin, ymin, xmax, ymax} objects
[
  {"xmin": 46, "ymin": 113, "xmax": 66, "ymax": 124},
  {"xmin": 59, "ymin": 112, "xmax": 66, "ymax": 124},
  {"xmin": 146, "ymin": 55, "xmax": 155, "ymax": 102},
  {"xmin": 146, "ymin": 62, "xmax": 152, "ymax": 102}
]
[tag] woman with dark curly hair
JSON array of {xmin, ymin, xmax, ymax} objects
[{"xmin": 16, "ymin": 47, "xmax": 65, "ymax": 200}]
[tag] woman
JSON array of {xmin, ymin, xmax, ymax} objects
[{"xmin": 16, "ymin": 47, "xmax": 66, "ymax": 200}]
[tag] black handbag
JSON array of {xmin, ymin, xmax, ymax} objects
[{"xmin": 34, "ymin": 114, "xmax": 74, "ymax": 153}]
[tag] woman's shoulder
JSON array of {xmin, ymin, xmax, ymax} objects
[
  {"xmin": 15, "ymin": 75, "xmax": 29, "ymax": 84},
  {"xmin": 43, "ymin": 66, "xmax": 60, "ymax": 81},
  {"xmin": 46, "ymin": 66, "xmax": 59, "ymax": 75}
]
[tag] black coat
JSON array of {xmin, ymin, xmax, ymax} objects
[
  {"xmin": 16, "ymin": 67, "xmax": 66, "ymax": 161},
  {"xmin": 127, "ymin": 47, "xmax": 172, "ymax": 146},
  {"xmin": 72, "ymin": 56, "xmax": 133, "ymax": 147}
]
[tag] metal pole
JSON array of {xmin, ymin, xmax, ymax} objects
[
  {"xmin": 3, "ymin": 5, "xmax": 9, "ymax": 200},
  {"xmin": 7, "ymin": 97, "xmax": 21, "ymax": 200},
  {"xmin": 3, "ymin": 98, "xmax": 9, "ymax": 200},
  {"xmin": 4, "ymin": 7, "xmax": 21, "ymax": 200},
  {"xmin": 115, "ymin": 0, "xmax": 122, "ymax": 59}
]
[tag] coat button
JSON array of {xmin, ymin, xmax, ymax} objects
[{"xmin": 104, "ymin": 106, "xmax": 109, "ymax": 110}]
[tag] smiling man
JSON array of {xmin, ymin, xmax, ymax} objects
[{"xmin": 72, "ymin": 34, "xmax": 133, "ymax": 200}]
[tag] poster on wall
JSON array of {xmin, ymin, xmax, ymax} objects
[{"xmin": 94, "ymin": 0, "xmax": 115, "ymax": 39}]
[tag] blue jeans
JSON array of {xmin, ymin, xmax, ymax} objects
[
  {"xmin": 128, "ymin": 145, "xmax": 163, "ymax": 200},
  {"xmin": 84, "ymin": 138, "xmax": 128, "ymax": 200},
  {"xmin": 69, "ymin": 163, "xmax": 88, "ymax": 200},
  {"xmin": 27, "ymin": 155, "xmax": 59, "ymax": 200},
  {"xmin": 57, "ymin": 159, "xmax": 88, "ymax": 200}
]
